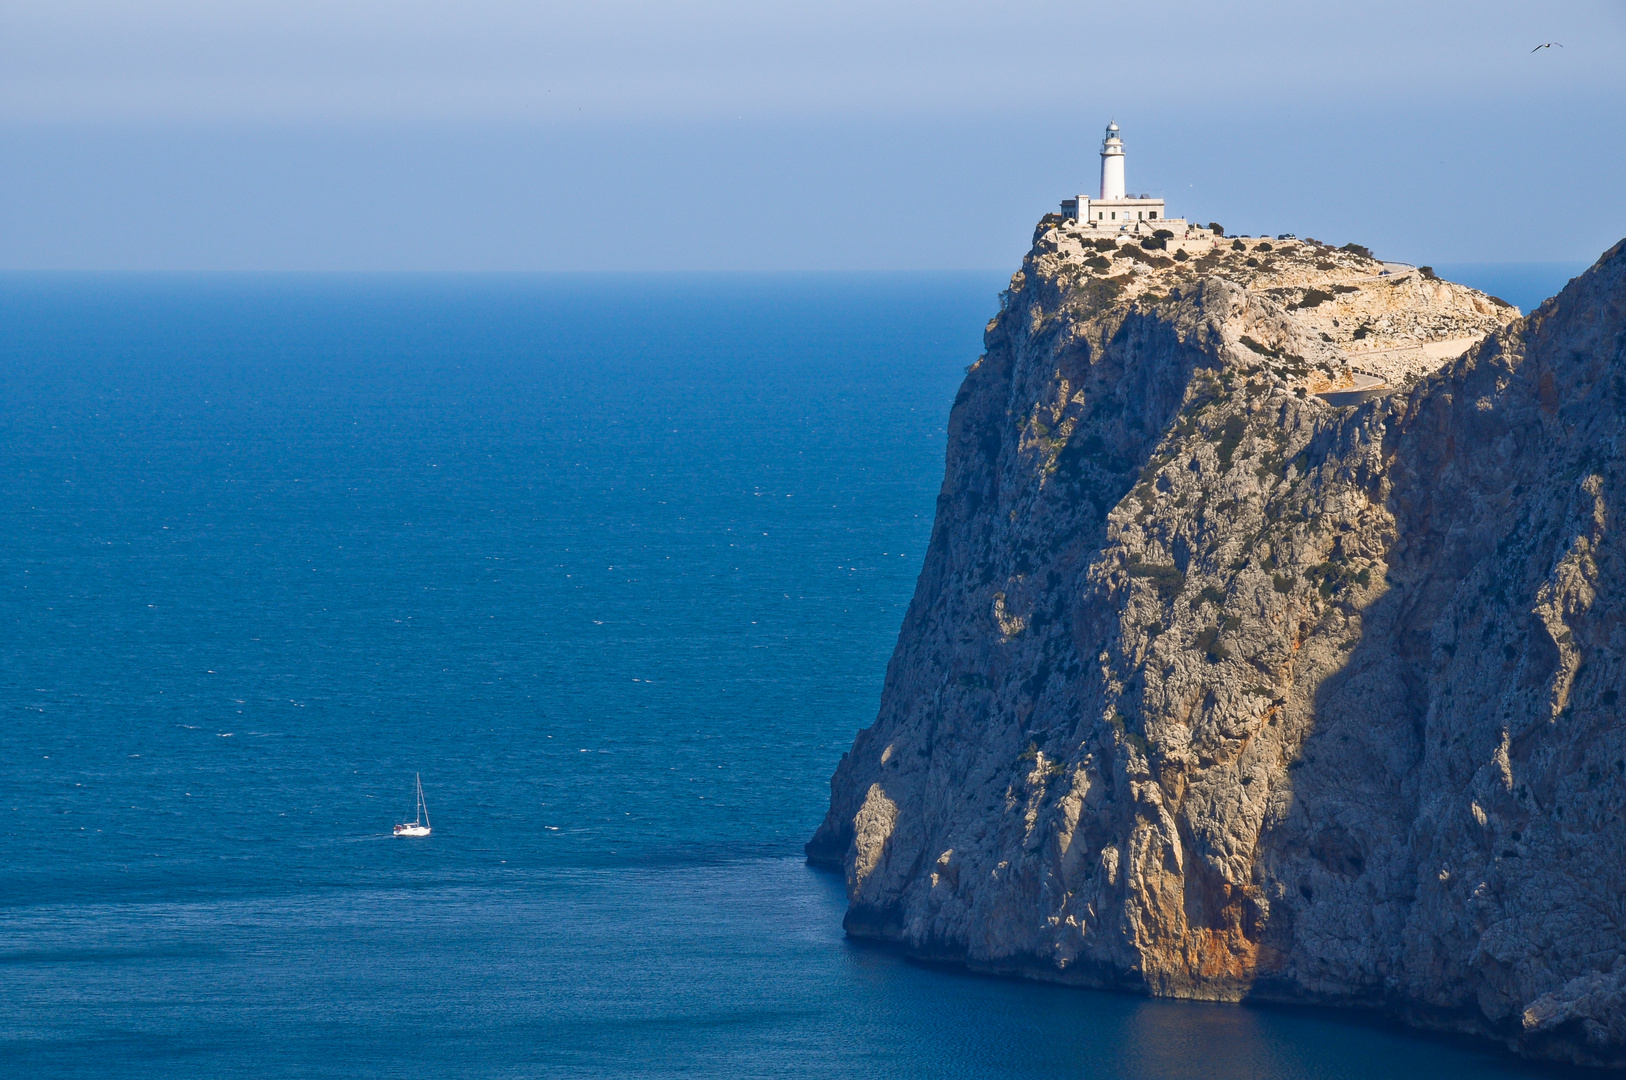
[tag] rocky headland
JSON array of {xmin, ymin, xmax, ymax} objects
[{"xmin": 809, "ymin": 220, "xmax": 1626, "ymax": 1067}]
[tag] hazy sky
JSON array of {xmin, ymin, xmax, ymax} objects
[{"xmin": 2, "ymin": 1, "xmax": 1623, "ymax": 270}]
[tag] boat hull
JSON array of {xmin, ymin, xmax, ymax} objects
[{"xmin": 393, "ymin": 824, "xmax": 430, "ymax": 837}]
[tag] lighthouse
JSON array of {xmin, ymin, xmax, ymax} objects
[
  {"xmin": 1057, "ymin": 120, "xmax": 1175, "ymax": 232},
  {"xmin": 1099, "ymin": 121, "xmax": 1126, "ymax": 200}
]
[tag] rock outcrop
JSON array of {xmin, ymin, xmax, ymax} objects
[{"xmin": 809, "ymin": 223, "xmax": 1626, "ymax": 1067}]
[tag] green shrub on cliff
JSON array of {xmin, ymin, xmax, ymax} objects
[
  {"xmin": 1070, "ymin": 275, "xmax": 1125, "ymax": 311},
  {"xmin": 1240, "ymin": 336, "xmax": 1282, "ymax": 359},
  {"xmin": 1127, "ymin": 557, "xmax": 1185, "ymax": 601},
  {"xmin": 1215, "ymin": 415, "xmax": 1248, "ymax": 467},
  {"xmin": 1307, "ymin": 559, "xmax": 1373, "ymax": 598},
  {"xmin": 1193, "ymin": 626, "xmax": 1230, "ymax": 662}
]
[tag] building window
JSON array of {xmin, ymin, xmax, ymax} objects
[
  {"xmin": 1138, "ymin": 211, "xmax": 1144, "ymax": 220},
  {"xmin": 1110, "ymin": 212, "xmax": 1116, "ymax": 220},
  {"xmin": 1149, "ymin": 211, "xmax": 1157, "ymax": 220}
]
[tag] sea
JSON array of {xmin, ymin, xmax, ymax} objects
[{"xmin": 0, "ymin": 263, "xmax": 1592, "ymax": 1078}]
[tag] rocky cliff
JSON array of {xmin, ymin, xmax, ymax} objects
[{"xmin": 809, "ymin": 223, "xmax": 1626, "ymax": 1067}]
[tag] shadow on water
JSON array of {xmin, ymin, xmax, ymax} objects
[
  {"xmin": 854, "ymin": 945, "xmax": 1595, "ymax": 1080},
  {"xmin": 821, "ymin": 864, "xmax": 1583, "ymax": 1080}
]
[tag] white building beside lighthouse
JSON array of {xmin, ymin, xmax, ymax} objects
[{"xmin": 1060, "ymin": 122, "xmax": 1176, "ymax": 231}]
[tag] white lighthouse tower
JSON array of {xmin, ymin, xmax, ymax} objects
[
  {"xmin": 1058, "ymin": 120, "xmax": 1175, "ymax": 232},
  {"xmin": 1099, "ymin": 121, "xmax": 1126, "ymax": 200}
]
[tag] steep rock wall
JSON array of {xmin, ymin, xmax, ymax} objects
[{"xmin": 809, "ymin": 228, "xmax": 1626, "ymax": 1067}]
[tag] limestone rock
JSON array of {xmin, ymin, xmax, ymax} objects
[{"xmin": 810, "ymin": 223, "xmax": 1626, "ymax": 1067}]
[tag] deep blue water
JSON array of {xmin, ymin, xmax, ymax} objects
[
  {"xmin": 0, "ymin": 267, "xmax": 1587, "ymax": 1078},
  {"xmin": 1433, "ymin": 262, "xmax": 1591, "ymax": 317}
]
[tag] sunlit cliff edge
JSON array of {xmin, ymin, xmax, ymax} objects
[{"xmin": 810, "ymin": 220, "xmax": 1626, "ymax": 1067}]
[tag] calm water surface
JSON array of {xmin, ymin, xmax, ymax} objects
[{"xmin": 0, "ymin": 268, "xmax": 1586, "ymax": 1077}]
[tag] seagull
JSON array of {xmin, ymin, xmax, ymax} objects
[{"xmin": 1531, "ymin": 42, "xmax": 1564, "ymax": 51}]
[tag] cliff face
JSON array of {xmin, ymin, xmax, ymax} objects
[{"xmin": 809, "ymin": 224, "xmax": 1626, "ymax": 1067}]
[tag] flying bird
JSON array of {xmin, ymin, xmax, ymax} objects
[{"xmin": 1531, "ymin": 42, "xmax": 1564, "ymax": 51}]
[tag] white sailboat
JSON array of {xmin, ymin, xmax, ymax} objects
[{"xmin": 393, "ymin": 773, "xmax": 432, "ymax": 837}]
